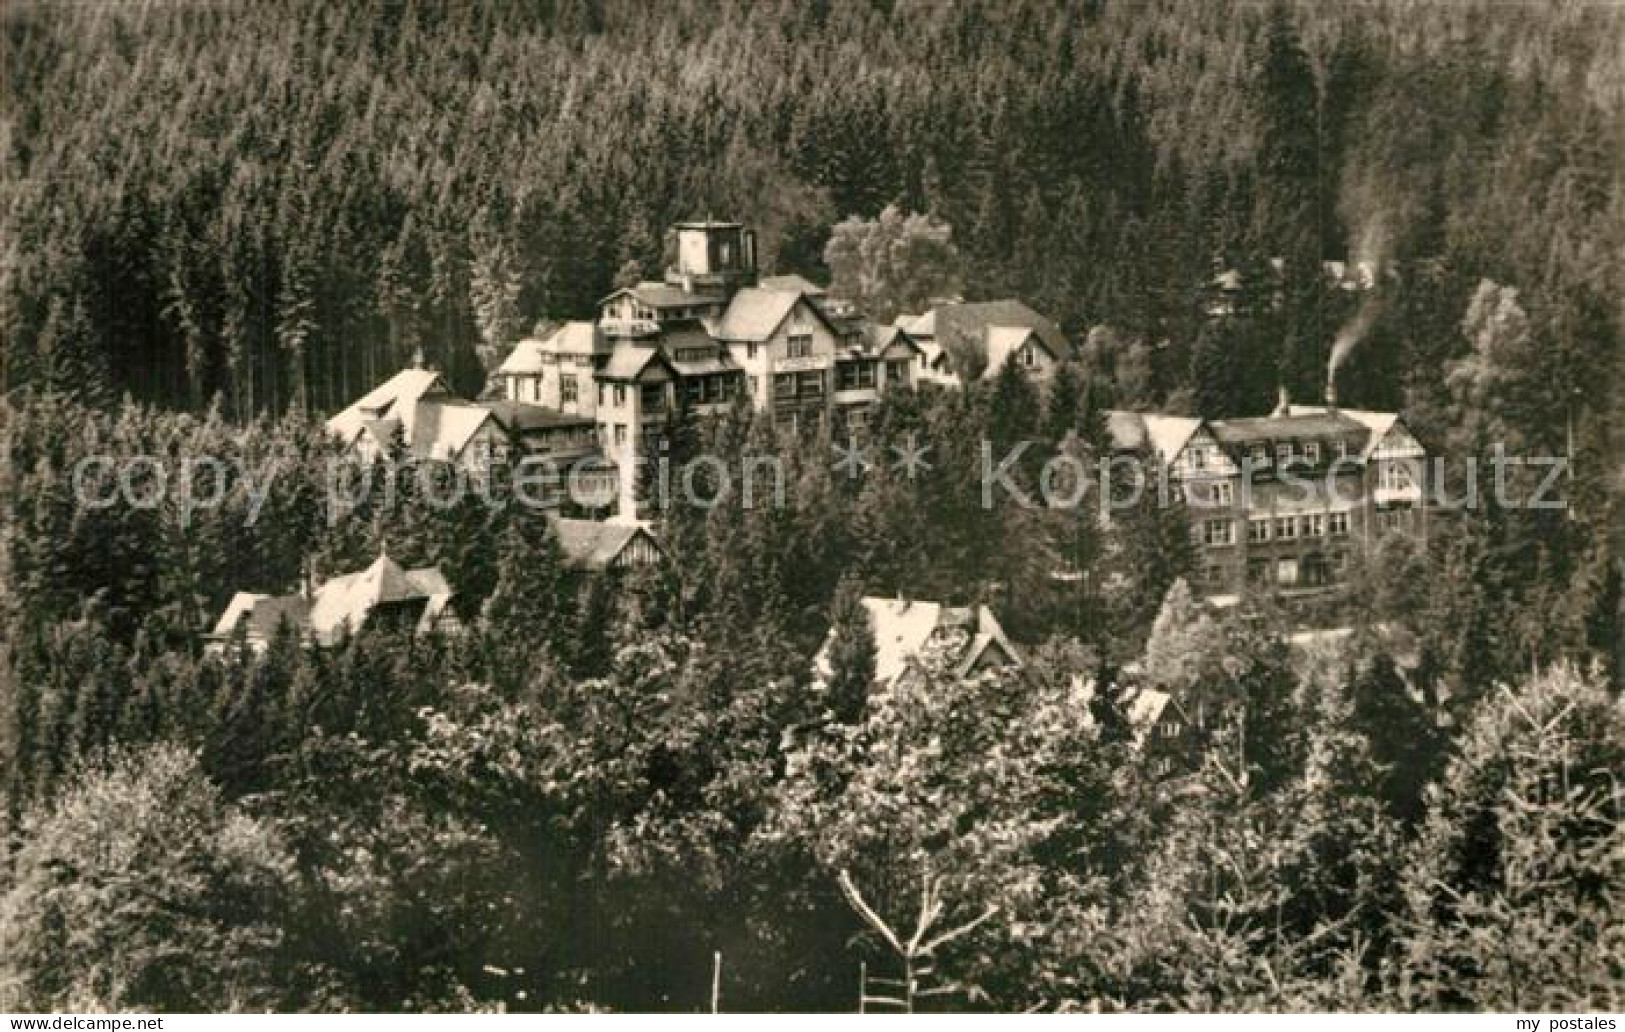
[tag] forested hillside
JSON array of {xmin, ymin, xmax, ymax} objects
[{"xmin": 4, "ymin": 0, "xmax": 1623, "ymax": 427}]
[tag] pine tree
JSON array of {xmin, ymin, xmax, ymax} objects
[{"xmin": 823, "ymin": 574, "xmax": 875, "ymax": 723}]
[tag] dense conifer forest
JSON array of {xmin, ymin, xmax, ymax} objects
[{"xmin": 1, "ymin": 0, "xmax": 1622, "ymax": 1014}]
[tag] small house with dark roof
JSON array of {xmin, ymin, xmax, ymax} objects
[
  {"xmin": 550, "ymin": 517, "xmax": 665, "ymax": 572},
  {"xmin": 1075, "ymin": 676, "xmax": 1201, "ymax": 780}
]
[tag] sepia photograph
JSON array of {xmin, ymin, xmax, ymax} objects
[{"xmin": 0, "ymin": 0, "xmax": 1621, "ymax": 1017}]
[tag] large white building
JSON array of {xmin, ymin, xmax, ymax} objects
[{"xmin": 330, "ymin": 219, "xmax": 1072, "ymax": 519}]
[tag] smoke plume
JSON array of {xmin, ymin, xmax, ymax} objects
[{"xmin": 1327, "ymin": 212, "xmax": 1389, "ymax": 394}]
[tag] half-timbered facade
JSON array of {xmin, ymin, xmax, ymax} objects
[{"xmin": 1107, "ymin": 392, "xmax": 1429, "ymax": 602}]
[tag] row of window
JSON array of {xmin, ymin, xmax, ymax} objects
[
  {"xmin": 834, "ymin": 359, "xmax": 912, "ymax": 391},
  {"xmin": 1247, "ymin": 439, "xmax": 1355, "ymax": 468},
  {"xmin": 593, "ymin": 382, "xmax": 667, "ymax": 410},
  {"xmin": 683, "ymin": 374, "xmax": 740, "ymax": 406},
  {"xmin": 1203, "ymin": 510, "xmax": 1355, "ymax": 546},
  {"xmin": 775, "ymin": 370, "xmax": 827, "ymax": 401},
  {"xmin": 1187, "ymin": 439, "xmax": 1360, "ymax": 472},
  {"xmin": 1245, "ymin": 511, "xmax": 1352, "ymax": 543}
]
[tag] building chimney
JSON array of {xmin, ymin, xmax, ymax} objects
[
  {"xmin": 1325, "ymin": 371, "xmax": 1338, "ymax": 410},
  {"xmin": 1271, "ymin": 384, "xmax": 1292, "ymax": 418}
]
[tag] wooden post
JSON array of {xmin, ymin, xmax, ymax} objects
[
  {"xmin": 858, "ymin": 962, "xmax": 866, "ymax": 1014},
  {"xmin": 710, "ymin": 950, "xmax": 721, "ymax": 1014}
]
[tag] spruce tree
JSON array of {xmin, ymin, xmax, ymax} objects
[{"xmin": 823, "ymin": 574, "xmax": 875, "ymax": 723}]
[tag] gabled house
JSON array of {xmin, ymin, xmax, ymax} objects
[
  {"xmin": 492, "ymin": 321, "xmax": 609, "ymax": 414},
  {"xmin": 981, "ymin": 324, "xmax": 1060, "ymax": 381},
  {"xmin": 205, "ymin": 552, "xmax": 459, "ymax": 653},
  {"xmin": 327, "ymin": 362, "xmax": 504, "ymax": 470},
  {"xmin": 551, "ymin": 517, "xmax": 665, "ymax": 572},
  {"xmin": 1075, "ymin": 676, "xmax": 1201, "ymax": 780},
  {"xmin": 907, "ymin": 299, "xmax": 1069, "ymax": 382},
  {"xmin": 815, "ymin": 596, "xmax": 1022, "ymax": 690}
]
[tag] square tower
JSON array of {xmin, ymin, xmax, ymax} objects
[{"xmin": 668, "ymin": 220, "xmax": 757, "ymax": 296}]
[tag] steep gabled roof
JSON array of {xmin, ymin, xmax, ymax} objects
[
  {"xmin": 209, "ymin": 592, "xmax": 311, "ymax": 641},
  {"xmin": 1287, "ymin": 404, "xmax": 1414, "ymax": 460},
  {"xmin": 1071, "ymin": 678, "xmax": 1188, "ymax": 750},
  {"xmin": 210, "ymin": 557, "xmax": 455, "ymax": 648},
  {"xmin": 598, "ymin": 346, "xmax": 675, "ymax": 382},
  {"xmin": 414, "ymin": 402, "xmax": 495, "ymax": 460},
  {"xmin": 328, "ymin": 367, "xmax": 495, "ymax": 462},
  {"xmin": 498, "ymin": 322, "xmax": 605, "ymax": 375},
  {"xmin": 712, "ymin": 288, "xmax": 836, "ymax": 342},
  {"xmin": 327, "ymin": 367, "xmax": 450, "ymax": 444},
  {"xmin": 550, "ymin": 518, "xmax": 662, "ymax": 571},
  {"xmin": 980, "ymin": 324, "xmax": 1054, "ymax": 379},
  {"xmin": 1105, "ymin": 410, "xmax": 1206, "ymax": 463},
  {"xmin": 929, "ymin": 299, "xmax": 1069, "ymax": 372},
  {"xmin": 818, "ymin": 597, "xmax": 1021, "ymax": 686}
]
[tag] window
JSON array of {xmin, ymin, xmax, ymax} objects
[
  {"xmin": 1250, "ymin": 444, "xmax": 1271, "ymax": 468},
  {"xmin": 640, "ymin": 385, "xmax": 665, "ymax": 411},
  {"xmin": 1202, "ymin": 563, "xmax": 1225, "ymax": 587},
  {"xmin": 1249, "ymin": 516, "xmax": 1272, "ymax": 542},
  {"xmin": 614, "ymin": 385, "xmax": 627, "ymax": 406},
  {"xmin": 1247, "ymin": 558, "xmax": 1271, "ymax": 585},
  {"xmin": 798, "ymin": 370, "xmax": 825, "ymax": 397},
  {"xmin": 1329, "ymin": 511, "xmax": 1350, "ymax": 536},
  {"xmin": 1189, "ymin": 446, "xmax": 1209, "ymax": 470},
  {"xmin": 746, "ymin": 343, "xmax": 758, "ymax": 361},
  {"xmin": 1159, "ymin": 720, "xmax": 1181, "ymax": 739},
  {"xmin": 837, "ymin": 362, "xmax": 876, "ymax": 391},
  {"xmin": 1276, "ymin": 442, "xmax": 1294, "ymax": 465},
  {"xmin": 1303, "ymin": 513, "xmax": 1325, "ymax": 537},
  {"xmin": 684, "ymin": 379, "xmax": 703, "ymax": 406},
  {"xmin": 1275, "ymin": 516, "xmax": 1297, "ymax": 540},
  {"xmin": 1304, "ymin": 441, "xmax": 1321, "ymax": 465},
  {"xmin": 1276, "ymin": 557, "xmax": 1299, "ymax": 586},
  {"xmin": 1019, "ymin": 345, "xmax": 1039, "ymax": 368},
  {"xmin": 1203, "ymin": 518, "xmax": 1235, "ymax": 546},
  {"xmin": 787, "ymin": 334, "xmax": 813, "ymax": 359},
  {"xmin": 598, "ymin": 384, "xmax": 607, "ymax": 406},
  {"xmin": 1380, "ymin": 461, "xmax": 1414, "ymax": 492},
  {"xmin": 887, "ymin": 360, "xmax": 909, "ymax": 385},
  {"xmin": 775, "ymin": 374, "xmax": 797, "ymax": 399},
  {"xmin": 561, "ymin": 375, "xmax": 578, "ymax": 404},
  {"xmin": 1334, "ymin": 439, "xmax": 1350, "ymax": 460},
  {"xmin": 1379, "ymin": 508, "xmax": 1411, "ymax": 534},
  {"xmin": 676, "ymin": 347, "xmax": 713, "ymax": 363},
  {"xmin": 614, "ymin": 424, "xmax": 628, "ymax": 447},
  {"xmin": 1212, "ymin": 481, "xmax": 1234, "ymax": 506}
]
